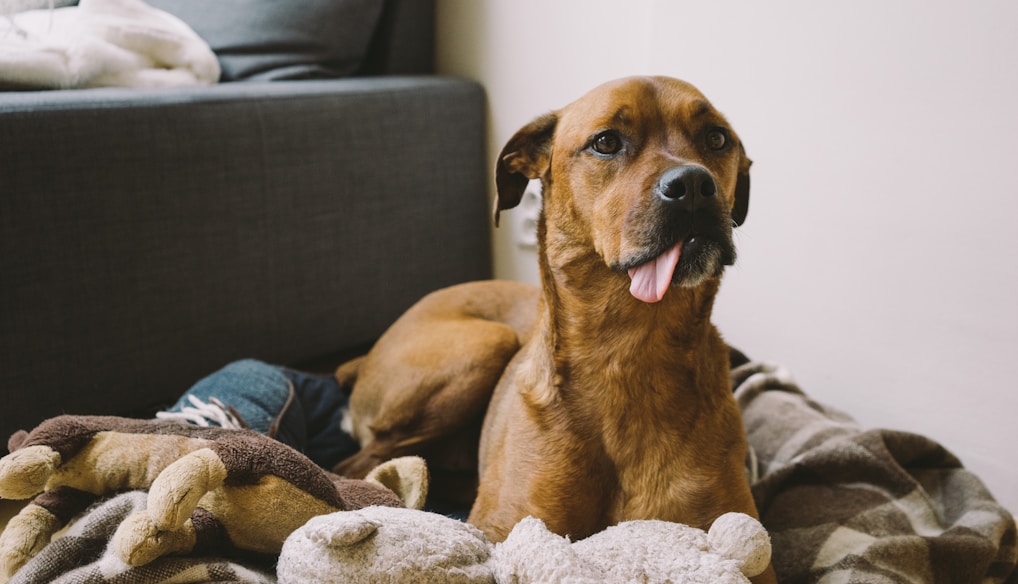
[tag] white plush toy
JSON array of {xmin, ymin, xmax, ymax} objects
[
  {"xmin": 278, "ymin": 506, "xmax": 493, "ymax": 583},
  {"xmin": 277, "ymin": 507, "xmax": 771, "ymax": 584}
]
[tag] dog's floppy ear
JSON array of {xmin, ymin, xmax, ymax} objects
[
  {"xmin": 731, "ymin": 142, "xmax": 751, "ymax": 227},
  {"xmin": 494, "ymin": 113, "xmax": 557, "ymax": 227}
]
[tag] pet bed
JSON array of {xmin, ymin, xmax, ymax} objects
[{"xmin": 3, "ymin": 358, "xmax": 1015, "ymax": 583}]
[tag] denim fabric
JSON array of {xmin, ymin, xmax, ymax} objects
[
  {"xmin": 163, "ymin": 359, "xmax": 359, "ymax": 469},
  {"xmin": 280, "ymin": 365, "xmax": 359, "ymax": 470}
]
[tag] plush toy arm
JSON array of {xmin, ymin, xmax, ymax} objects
[
  {"xmin": 0, "ymin": 502, "xmax": 64, "ymax": 580},
  {"xmin": 1, "ymin": 416, "xmax": 219, "ymax": 500},
  {"xmin": 0, "ymin": 435, "xmax": 105, "ymax": 579},
  {"xmin": 0, "ymin": 485, "xmax": 102, "ymax": 578},
  {"xmin": 112, "ymin": 448, "xmax": 227, "ymax": 565},
  {"xmin": 0, "ymin": 445, "xmax": 61, "ymax": 501}
]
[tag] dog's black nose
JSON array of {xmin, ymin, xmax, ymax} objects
[{"xmin": 656, "ymin": 165, "xmax": 717, "ymax": 205}]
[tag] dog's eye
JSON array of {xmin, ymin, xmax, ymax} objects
[
  {"xmin": 706, "ymin": 129, "xmax": 728, "ymax": 151},
  {"xmin": 590, "ymin": 131, "xmax": 623, "ymax": 156}
]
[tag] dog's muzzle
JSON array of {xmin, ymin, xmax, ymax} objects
[{"xmin": 624, "ymin": 164, "xmax": 735, "ymax": 303}]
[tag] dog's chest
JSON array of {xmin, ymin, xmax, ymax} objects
[{"xmin": 577, "ymin": 372, "xmax": 731, "ymax": 525}]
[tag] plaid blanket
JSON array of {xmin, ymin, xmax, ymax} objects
[
  {"xmin": 8, "ymin": 491, "xmax": 276, "ymax": 584},
  {"xmin": 736, "ymin": 361, "xmax": 1017, "ymax": 583}
]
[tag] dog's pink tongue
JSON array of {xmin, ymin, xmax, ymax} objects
[{"xmin": 628, "ymin": 242, "xmax": 682, "ymax": 303}]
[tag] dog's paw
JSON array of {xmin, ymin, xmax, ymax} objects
[{"xmin": 0, "ymin": 446, "xmax": 60, "ymax": 500}]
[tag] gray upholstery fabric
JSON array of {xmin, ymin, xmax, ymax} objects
[
  {"xmin": 0, "ymin": 76, "xmax": 490, "ymax": 439},
  {"xmin": 358, "ymin": 0, "xmax": 435, "ymax": 75},
  {"xmin": 144, "ymin": 0, "xmax": 385, "ymax": 81}
]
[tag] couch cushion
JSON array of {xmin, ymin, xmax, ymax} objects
[{"xmin": 145, "ymin": 0, "xmax": 384, "ymax": 81}]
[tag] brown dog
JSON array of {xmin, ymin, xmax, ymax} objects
[{"xmin": 336, "ymin": 76, "xmax": 773, "ymax": 581}]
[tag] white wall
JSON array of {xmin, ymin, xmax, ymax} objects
[{"xmin": 436, "ymin": 0, "xmax": 1018, "ymax": 514}]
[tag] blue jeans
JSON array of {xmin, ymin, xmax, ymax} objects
[{"xmin": 161, "ymin": 359, "xmax": 359, "ymax": 469}]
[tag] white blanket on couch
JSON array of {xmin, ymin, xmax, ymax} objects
[{"xmin": 0, "ymin": 0, "xmax": 219, "ymax": 90}]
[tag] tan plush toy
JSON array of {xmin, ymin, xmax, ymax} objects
[{"xmin": 0, "ymin": 415, "xmax": 428, "ymax": 580}]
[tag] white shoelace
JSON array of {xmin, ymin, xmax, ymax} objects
[{"xmin": 156, "ymin": 395, "xmax": 245, "ymax": 429}]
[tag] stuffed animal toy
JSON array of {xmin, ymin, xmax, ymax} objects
[
  {"xmin": 278, "ymin": 505, "xmax": 494, "ymax": 583},
  {"xmin": 494, "ymin": 513, "xmax": 771, "ymax": 584},
  {"xmin": 0, "ymin": 415, "xmax": 428, "ymax": 579},
  {"xmin": 277, "ymin": 505, "xmax": 771, "ymax": 584}
]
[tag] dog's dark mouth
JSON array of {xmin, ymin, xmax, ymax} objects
[
  {"xmin": 675, "ymin": 234, "xmax": 733, "ymax": 282},
  {"xmin": 621, "ymin": 232, "xmax": 736, "ymax": 303}
]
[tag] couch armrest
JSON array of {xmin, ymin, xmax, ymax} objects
[{"xmin": 0, "ymin": 76, "xmax": 490, "ymax": 438}]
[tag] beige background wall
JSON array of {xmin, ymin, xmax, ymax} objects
[{"xmin": 436, "ymin": 0, "xmax": 1018, "ymax": 514}]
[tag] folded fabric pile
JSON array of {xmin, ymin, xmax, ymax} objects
[{"xmin": 0, "ymin": 0, "xmax": 219, "ymax": 90}]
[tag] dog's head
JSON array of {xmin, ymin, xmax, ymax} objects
[{"xmin": 496, "ymin": 76, "xmax": 751, "ymax": 303}]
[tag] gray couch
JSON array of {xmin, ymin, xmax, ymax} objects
[{"xmin": 0, "ymin": 0, "xmax": 491, "ymax": 441}]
